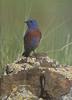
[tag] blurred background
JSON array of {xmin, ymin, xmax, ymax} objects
[{"xmin": 0, "ymin": 0, "xmax": 72, "ymax": 74}]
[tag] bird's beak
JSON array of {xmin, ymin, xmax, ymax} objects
[{"xmin": 24, "ymin": 21, "xmax": 27, "ymax": 23}]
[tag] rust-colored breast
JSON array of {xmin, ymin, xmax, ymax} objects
[{"xmin": 24, "ymin": 29, "xmax": 41, "ymax": 49}]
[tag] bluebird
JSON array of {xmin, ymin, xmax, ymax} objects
[{"xmin": 22, "ymin": 19, "xmax": 42, "ymax": 57}]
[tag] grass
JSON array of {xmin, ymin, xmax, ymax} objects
[{"xmin": 0, "ymin": 0, "xmax": 72, "ymax": 74}]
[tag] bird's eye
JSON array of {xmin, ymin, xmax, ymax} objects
[{"xmin": 30, "ymin": 21, "xmax": 32, "ymax": 23}]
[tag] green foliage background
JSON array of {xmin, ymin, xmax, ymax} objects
[{"xmin": 0, "ymin": 0, "xmax": 72, "ymax": 74}]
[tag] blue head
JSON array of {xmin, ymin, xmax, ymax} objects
[{"xmin": 25, "ymin": 19, "xmax": 38, "ymax": 30}]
